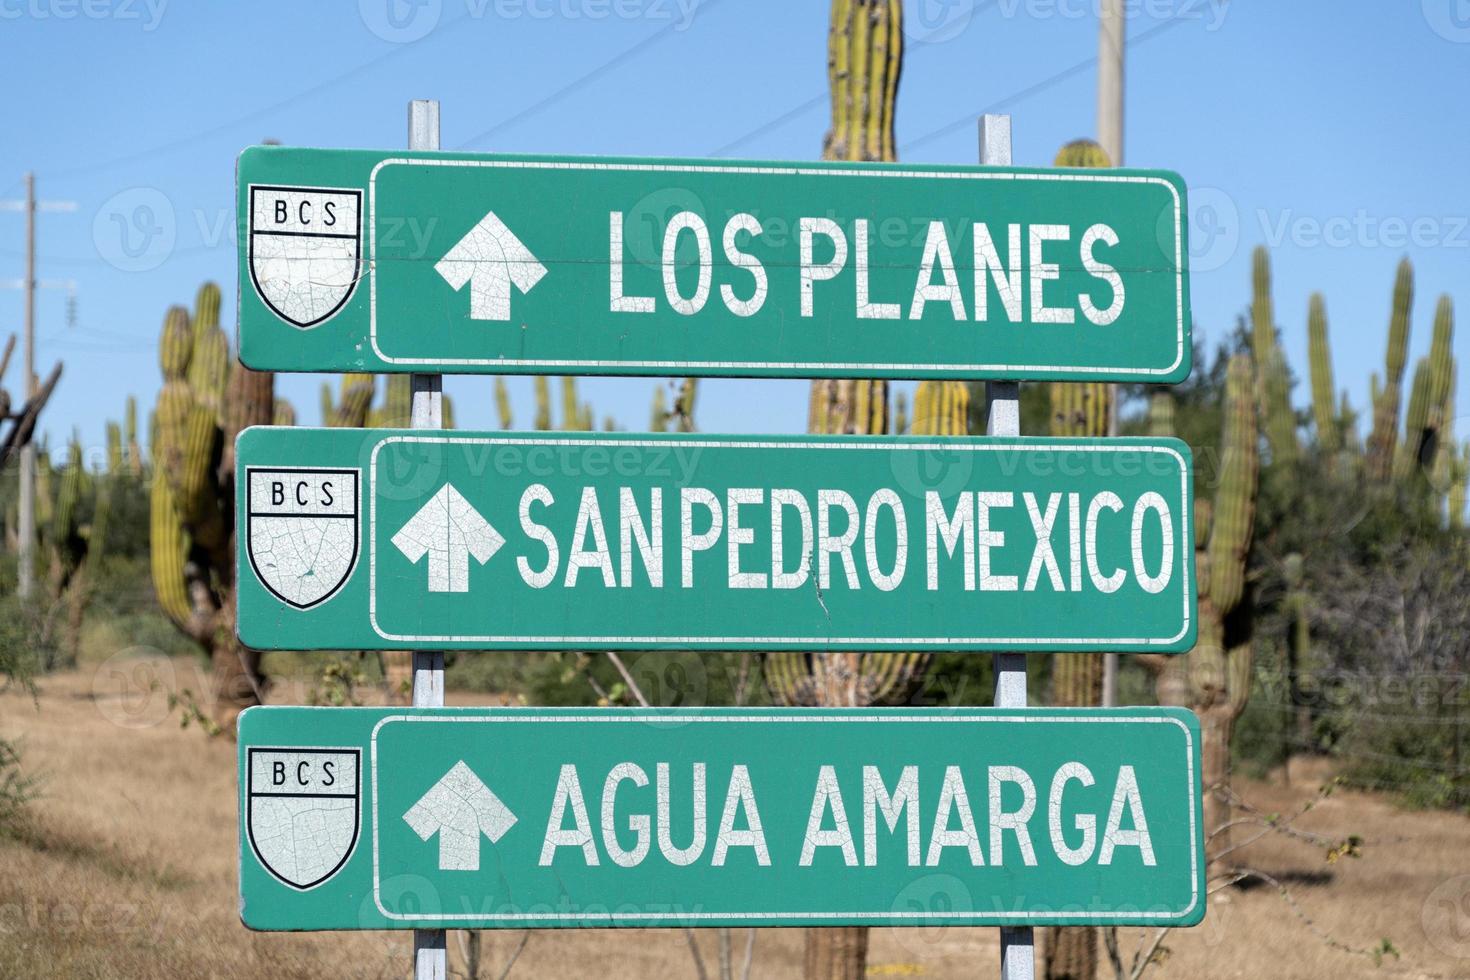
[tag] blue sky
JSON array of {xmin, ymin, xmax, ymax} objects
[{"xmin": 2, "ymin": 0, "xmax": 1467, "ymax": 456}]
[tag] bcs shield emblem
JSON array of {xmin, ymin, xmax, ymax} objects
[
  {"xmin": 247, "ymin": 747, "xmax": 360, "ymax": 890},
  {"xmin": 248, "ymin": 185, "xmax": 362, "ymax": 328},
  {"xmin": 246, "ymin": 467, "xmax": 360, "ymax": 609}
]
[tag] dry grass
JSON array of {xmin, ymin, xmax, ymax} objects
[{"xmin": 2, "ymin": 657, "xmax": 1467, "ymax": 979}]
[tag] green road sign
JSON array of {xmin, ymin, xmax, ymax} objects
[
  {"xmin": 238, "ymin": 705, "xmax": 1205, "ymax": 931},
  {"xmin": 235, "ymin": 429, "xmax": 1195, "ymax": 652},
  {"xmin": 236, "ymin": 146, "xmax": 1190, "ymax": 381}
]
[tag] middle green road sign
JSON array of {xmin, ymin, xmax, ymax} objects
[
  {"xmin": 236, "ymin": 429, "xmax": 1195, "ymax": 653},
  {"xmin": 236, "ymin": 146, "xmax": 1190, "ymax": 381}
]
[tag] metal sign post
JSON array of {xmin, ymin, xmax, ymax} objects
[
  {"xmin": 407, "ymin": 98, "xmax": 448, "ymax": 980},
  {"xmin": 981, "ymin": 112, "xmax": 1035, "ymax": 980}
]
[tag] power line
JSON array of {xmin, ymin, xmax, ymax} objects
[
  {"xmin": 45, "ymin": 12, "xmax": 472, "ymax": 181},
  {"xmin": 455, "ymin": 0, "xmax": 730, "ymax": 150},
  {"xmin": 901, "ymin": 13, "xmax": 1192, "ymax": 155}
]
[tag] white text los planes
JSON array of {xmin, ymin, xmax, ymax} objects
[{"xmin": 609, "ymin": 211, "xmax": 1127, "ymax": 326}]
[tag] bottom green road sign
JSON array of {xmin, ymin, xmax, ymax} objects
[{"xmin": 238, "ymin": 707, "xmax": 1204, "ymax": 930}]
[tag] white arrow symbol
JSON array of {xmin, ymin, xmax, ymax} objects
[
  {"xmin": 391, "ymin": 483, "xmax": 504, "ymax": 593},
  {"xmin": 403, "ymin": 761, "xmax": 518, "ymax": 872},
  {"xmin": 434, "ymin": 210, "xmax": 548, "ymax": 321}
]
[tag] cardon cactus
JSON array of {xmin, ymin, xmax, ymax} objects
[
  {"xmin": 1394, "ymin": 296, "xmax": 1455, "ymax": 486},
  {"xmin": 1053, "ymin": 138, "xmax": 1111, "ymax": 169},
  {"xmin": 42, "ymin": 435, "xmax": 112, "ymax": 658},
  {"xmin": 495, "ymin": 377, "xmax": 513, "ymax": 429},
  {"xmin": 106, "ymin": 421, "xmax": 123, "ymax": 474},
  {"xmin": 1143, "ymin": 355, "xmax": 1258, "ymax": 866},
  {"xmin": 1042, "ymin": 128, "xmax": 1114, "ymax": 968},
  {"xmin": 150, "ymin": 283, "xmax": 286, "ymax": 732},
  {"xmin": 672, "ymin": 378, "xmax": 698, "ymax": 433},
  {"xmin": 1367, "ymin": 259, "xmax": 1414, "ymax": 481},
  {"xmin": 793, "ymin": 0, "xmax": 907, "ymax": 711},
  {"xmin": 805, "ymin": 4, "xmax": 905, "ymax": 972},
  {"xmin": 821, "ymin": 0, "xmax": 901, "ymax": 163},
  {"xmin": 1048, "ymin": 379, "xmax": 1112, "ymax": 710},
  {"xmin": 1307, "ymin": 293, "xmax": 1339, "ymax": 454},
  {"xmin": 533, "ymin": 376, "xmax": 551, "ymax": 431},
  {"xmin": 124, "ymin": 394, "xmax": 142, "ymax": 474},
  {"xmin": 324, "ymin": 374, "xmax": 374, "ymax": 428},
  {"xmin": 649, "ymin": 385, "xmax": 668, "ymax": 433},
  {"xmin": 1251, "ymin": 247, "xmax": 1298, "ymax": 467}
]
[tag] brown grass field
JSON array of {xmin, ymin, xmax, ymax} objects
[{"xmin": 2, "ymin": 655, "xmax": 1468, "ymax": 979}]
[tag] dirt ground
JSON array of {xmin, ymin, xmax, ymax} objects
[{"xmin": 2, "ymin": 656, "xmax": 1468, "ymax": 980}]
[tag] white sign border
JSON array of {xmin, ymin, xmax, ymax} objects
[
  {"xmin": 366, "ymin": 435, "xmax": 1193, "ymax": 647},
  {"xmin": 367, "ymin": 711, "xmax": 1201, "ymax": 925},
  {"xmin": 366, "ymin": 158, "xmax": 1186, "ymax": 377}
]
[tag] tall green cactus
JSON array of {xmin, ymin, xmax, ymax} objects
[
  {"xmin": 124, "ymin": 394, "xmax": 142, "ymax": 474},
  {"xmin": 324, "ymin": 374, "xmax": 374, "ymax": 427},
  {"xmin": 821, "ymin": 0, "xmax": 901, "ymax": 163},
  {"xmin": 1307, "ymin": 293, "xmax": 1339, "ymax": 454},
  {"xmin": 1191, "ymin": 355, "xmax": 1259, "ymax": 852},
  {"xmin": 42, "ymin": 435, "xmax": 112, "ymax": 658},
  {"xmin": 495, "ymin": 377, "xmax": 513, "ymax": 429},
  {"xmin": 1047, "ymin": 374, "xmax": 1112, "ymax": 708},
  {"xmin": 150, "ymin": 283, "xmax": 286, "ymax": 733},
  {"xmin": 1366, "ymin": 259, "xmax": 1414, "ymax": 481},
  {"xmin": 105, "ymin": 421, "xmax": 123, "ymax": 475},
  {"xmin": 649, "ymin": 385, "xmax": 668, "ymax": 433},
  {"xmin": 1251, "ymin": 247, "xmax": 1298, "ymax": 467},
  {"xmin": 28, "ymin": 437, "xmax": 98, "ymax": 656},
  {"xmin": 1142, "ymin": 356, "xmax": 1258, "ymax": 864},
  {"xmin": 810, "ymin": 5, "xmax": 904, "ymax": 970},
  {"xmin": 672, "ymin": 378, "xmax": 698, "ymax": 433},
  {"xmin": 533, "ymin": 376, "xmax": 551, "ymax": 430},
  {"xmin": 1394, "ymin": 296, "xmax": 1455, "ymax": 486}
]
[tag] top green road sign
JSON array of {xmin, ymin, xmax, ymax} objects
[{"xmin": 236, "ymin": 147, "xmax": 1191, "ymax": 381}]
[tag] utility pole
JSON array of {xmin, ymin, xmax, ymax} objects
[
  {"xmin": 1099, "ymin": 0, "xmax": 1125, "ymax": 707},
  {"xmin": 3, "ymin": 173, "xmax": 76, "ymax": 601},
  {"xmin": 17, "ymin": 173, "xmax": 36, "ymax": 601}
]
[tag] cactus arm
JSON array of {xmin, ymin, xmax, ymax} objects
[{"xmin": 1307, "ymin": 293, "xmax": 1339, "ymax": 453}]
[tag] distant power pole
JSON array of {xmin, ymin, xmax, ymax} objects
[
  {"xmin": 1099, "ymin": 0, "xmax": 1125, "ymax": 707},
  {"xmin": 3, "ymin": 173, "xmax": 77, "ymax": 601},
  {"xmin": 1098, "ymin": 0, "xmax": 1125, "ymax": 169}
]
